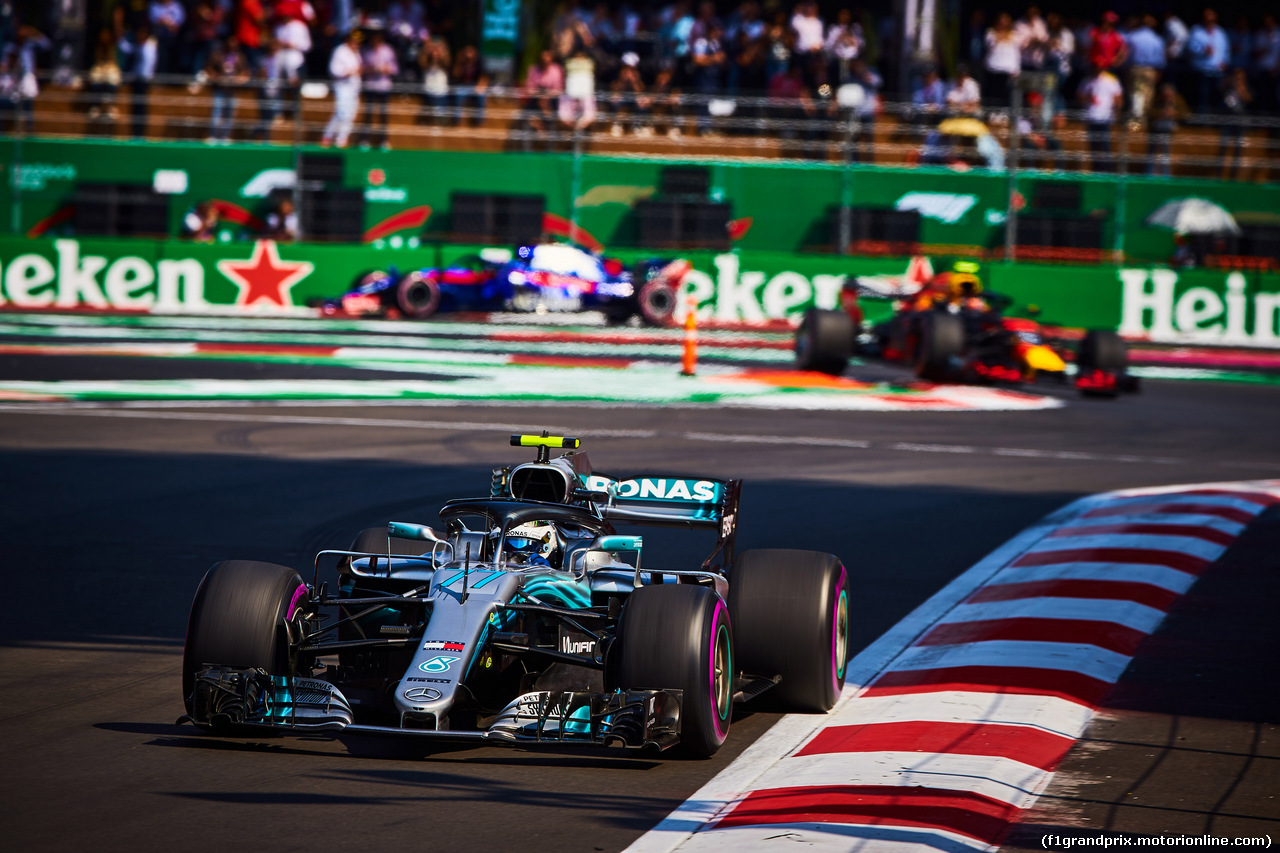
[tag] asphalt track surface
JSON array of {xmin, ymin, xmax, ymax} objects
[{"xmin": 2, "ymin": 349, "xmax": 1279, "ymax": 851}]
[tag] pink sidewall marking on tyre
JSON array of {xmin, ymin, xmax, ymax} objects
[
  {"xmin": 285, "ymin": 584, "xmax": 307, "ymax": 621},
  {"xmin": 710, "ymin": 601, "xmax": 731, "ymax": 742},
  {"xmin": 831, "ymin": 566, "xmax": 849, "ymax": 695}
]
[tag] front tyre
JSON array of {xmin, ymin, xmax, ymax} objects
[
  {"xmin": 182, "ymin": 560, "xmax": 307, "ymax": 718},
  {"xmin": 913, "ymin": 310, "xmax": 964, "ymax": 381},
  {"xmin": 729, "ymin": 549, "xmax": 849, "ymax": 712},
  {"xmin": 613, "ymin": 585, "xmax": 733, "ymax": 758}
]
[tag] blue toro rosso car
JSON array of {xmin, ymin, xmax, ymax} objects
[{"xmin": 312, "ymin": 244, "xmax": 691, "ymax": 326}]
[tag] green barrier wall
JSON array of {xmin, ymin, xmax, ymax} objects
[
  {"xmin": 3, "ymin": 138, "xmax": 1278, "ymax": 263},
  {"xmin": 2, "ymin": 236, "xmax": 1277, "ymax": 347}
]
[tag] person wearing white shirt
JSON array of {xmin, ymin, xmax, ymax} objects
[
  {"xmin": 275, "ymin": 4, "xmax": 315, "ymax": 85},
  {"xmin": 791, "ymin": 1, "xmax": 825, "ymax": 54},
  {"xmin": 322, "ymin": 30, "xmax": 361, "ymax": 148},
  {"xmin": 1015, "ymin": 7, "xmax": 1049, "ymax": 70},
  {"xmin": 947, "ymin": 64, "xmax": 982, "ymax": 114},
  {"xmin": 1079, "ymin": 69, "xmax": 1122, "ymax": 172},
  {"xmin": 984, "ymin": 12, "xmax": 1021, "ymax": 106}
]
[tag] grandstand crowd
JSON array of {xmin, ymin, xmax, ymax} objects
[{"xmin": 0, "ymin": 1, "xmax": 1277, "ymax": 175}]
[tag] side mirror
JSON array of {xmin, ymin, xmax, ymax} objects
[
  {"xmin": 388, "ymin": 521, "xmax": 444, "ymax": 543},
  {"xmin": 596, "ymin": 535, "xmax": 642, "ymax": 552}
]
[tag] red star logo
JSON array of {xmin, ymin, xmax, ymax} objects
[{"xmin": 217, "ymin": 240, "xmax": 314, "ymax": 308}]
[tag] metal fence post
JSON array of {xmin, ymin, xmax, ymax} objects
[
  {"xmin": 10, "ymin": 108, "xmax": 23, "ymax": 235},
  {"xmin": 1004, "ymin": 85, "xmax": 1022, "ymax": 263},
  {"xmin": 291, "ymin": 83, "xmax": 303, "ymax": 238},
  {"xmin": 1114, "ymin": 119, "xmax": 1129, "ymax": 263},
  {"xmin": 570, "ymin": 122, "xmax": 582, "ymax": 240},
  {"xmin": 838, "ymin": 112, "xmax": 854, "ymax": 254}
]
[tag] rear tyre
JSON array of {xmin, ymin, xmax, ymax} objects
[
  {"xmin": 914, "ymin": 310, "xmax": 964, "ymax": 381},
  {"xmin": 729, "ymin": 549, "xmax": 849, "ymax": 712},
  {"xmin": 182, "ymin": 560, "xmax": 306, "ymax": 718},
  {"xmin": 396, "ymin": 271, "xmax": 441, "ymax": 319},
  {"xmin": 1077, "ymin": 329, "xmax": 1128, "ymax": 397},
  {"xmin": 795, "ymin": 308, "xmax": 854, "ymax": 376},
  {"xmin": 1077, "ymin": 329, "xmax": 1127, "ymax": 372},
  {"xmin": 613, "ymin": 585, "xmax": 733, "ymax": 758},
  {"xmin": 637, "ymin": 278, "xmax": 678, "ymax": 326}
]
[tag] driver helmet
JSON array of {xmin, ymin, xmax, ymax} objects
[
  {"xmin": 504, "ymin": 521, "xmax": 561, "ymax": 568},
  {"xmin": 949, "ymin": 260, "xmax": 983, "ymax": 300}
]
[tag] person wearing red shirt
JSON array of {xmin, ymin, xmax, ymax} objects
[
  {"xmin": 1088, "ymin": 11, "xmax": 1129, "ymax": 70},
  {"xmin": 236, "ymin": 0, "xmax": 266, "ymax": 69}
]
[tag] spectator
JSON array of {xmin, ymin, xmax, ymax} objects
[
  {"xmin": 360, "ymin": 29, "xmax": 396, "ymax": 148},
  {"xmin": 659, "ymin": 1, "xmax": 695, "ymax": 68},
  {"xmin": 689, "ymin": 1, "xmax": 721, "ymax": 47},
  {"xmin": 824, "ymin": 8, "xmax": 863, "ymax": 85},
  {"xmin": 1227, "ymin": 15, "xmax": 1253, "ymax": 71},
  {"xmin": 1148, "ymin": 82, "xmax": 1189, "ymax": 176},
  {"xmin": 86, "ymin": 28, "xmax": 123, "ymax": 121},
  {"xmin": 5, "ymin": 25, "xmax": 49, "ymax": 132},
  {"xmin": 1079, "ymin": 66, "xmax": 1123, "ymax": 171},
  {"xmin": 732, "ymin": 15, "xmax": 768, "ymax": 96},
  {"xmin": 911, "ymin": 66, "xmax": 947, "ymax": 122},
  {"xmin": 1189, "ymin": 8, "xmax": 1229, "ymax": 112},
  {"xmin": 560, "ymin": 47, "xmax": 597, "ymax": 132},
  {"xmin": 947, "ymin": 63, "xmax": 982, "ymax": 115},
  {"xmin": 1016, "ymin": 6, "xmax": 1049, "ymax": 71},
  {"xmin": 0, "ymin": 57, "xmax": 17, "ymax": 131},
  {"xmin": 1045, "ymin": 13, "xmax": 1075, "ymax": 110},
  {"xmin": 235, "ymin": 0, "xmax": 267, "ymax": 70},
  {"xmin": 768, "ymin": 60, "xmax": 814, "ymax": 149},
  {"xmin": 845, "ymin": 58, "xmax": 880, "ymax": 161},
  {"xmin": 119, "ymin": 23, "xmax": 157, "ymax": 137},
  {"xmin": 183, "ymin": 202, "xmax": 220, "ymax": 241},
  {"xmin": 148, "ymin": 0, "xmax": 184, "ymax": 74},
  {"xmin": 206, "ymin": 36, "xmax": 249, "ymax": 143},
  {"xmin": 190, "ymin": 0, "xmax": 224, "ymax": 78},
  {"xmin": 273, "ymin": 0, "xmax": 315, "ymax": 86},
  {"xmin": 692, "ymin": 21, "xmax": 727, "ymax": 132},
  {"xmin": 1219, "ymin": 67, "xmax": 1252, "ymax": 178},
  {"xmin": 650, "ymin": 63, "xmax": 685, "ymax": 138},
  {"xmin": 791, "ymin": 1, "xmax": 825, "ymax": 56},
  {"xmin": 520, "ymin": 49, "xmax": 563, "ymax": 147},
  {"xmin": 984, "ymin": 12, "xmax": 1021, "ymax": 107},
  {"xmin": 264, "ymin": 197, "xmax": 298, "ymax": 241},
  {"xmin": 321, "ymin": 29, "xmax": 361, "ymax": 148},
  {"xmin": 1088, "ymin": 11, "xmax": 1128, "ymax": 72},
  {"xmin": 1126, "ymin": 14, "xmax": 1166, "ymax": 120},
  {"xmin": 609, "ymin": 51, "xmax": 648, "ymax": 135},
  {"xmin": 760, "ymin": 11, "xmax": 793, "ymax": 82},
  {"xmin": 451, "ymin": 44, "xmax": 488, "ymax": 127},
  {"xmin": 418, "ymin": 38, "xmax": 449, "ymax": 124},
  {"xmin": 1256, "ymin": 14, "xmax": 1280, "ymax": 113},
  {"xmin": 1018, "ymin": 102, "xmax": 1066, "ymax": 170},
  {"xmin": 1163, "ymin": 11, "xmax": 1190, "ymax": 99},
  {"xmin": 251, "ymin": 35, "xmax": 287, "ymax": 140}
]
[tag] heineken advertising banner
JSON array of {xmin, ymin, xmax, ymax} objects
[
  {"xmin": 1, "ymin": 236, "xmax": 1277, "ymax": 346},
  {"xmin": 4, "ymin": 138, "xmax": 1279, "ymax": 265}
]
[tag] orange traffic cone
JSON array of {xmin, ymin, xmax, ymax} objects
[{"xmin": 680, "ymin": 294, "xmax": 698, "ymax": 377}]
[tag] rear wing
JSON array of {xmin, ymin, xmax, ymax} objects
[{"xmin": 580, "ymin": 474, "xmax": 741, "ymax": 572}]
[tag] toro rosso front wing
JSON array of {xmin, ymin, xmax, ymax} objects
[{"xmin": 184, "ymin": 667, "xmax": 682, "ymax": 750}]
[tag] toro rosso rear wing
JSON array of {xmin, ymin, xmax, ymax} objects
[{"xmin": 580, "ymin": 473, "xmax": 741, "ymax": 573}]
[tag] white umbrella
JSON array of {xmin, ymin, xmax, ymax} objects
[{"xmin": 1146, "ymin": 197, "xmax": 1241, "ymax": 235}]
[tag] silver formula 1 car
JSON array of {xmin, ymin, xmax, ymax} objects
[{"xmin": 180, "ymin": 434, "xmax": 849, "ymax": 758}]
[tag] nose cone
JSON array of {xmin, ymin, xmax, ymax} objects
[{"xmin": 1024, "ymin": 345, "xmax": 1066, "ymax": 373}]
